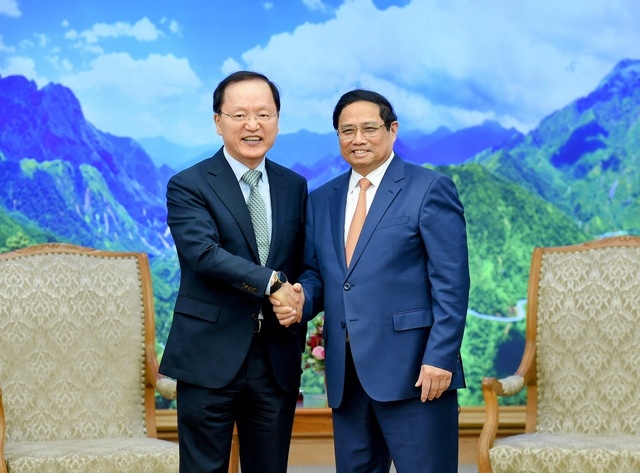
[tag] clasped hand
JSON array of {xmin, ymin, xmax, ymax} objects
[{"xmin": 269, "ymin": 282, "xmax": 304, "ymax": 327}]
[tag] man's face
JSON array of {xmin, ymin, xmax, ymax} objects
[
  {"xmin": 214, "ymin": 79, "xmax": 279, "ymax": 168},
  {"xmin": 337, "ymin": 100, "xmax": 397, "ymax": 176}
]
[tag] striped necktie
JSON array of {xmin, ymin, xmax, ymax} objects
[{"xmin": 242, "ymin": 169, "xmax": 270, "ymax": 266}]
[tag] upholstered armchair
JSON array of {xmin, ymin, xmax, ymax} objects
[
  {"xmin": 0, "ymin": 243, "xmax": 179, "ymax": 473},
  {"xmin": 478, "ymin": 235, "xmax": 640, "ymax": 473}
]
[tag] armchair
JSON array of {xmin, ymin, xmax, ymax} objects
[
  {"xmin": 0, "ymin": 243, "xmax": 178, "ymax": 473},
  {"xmin": 478, "ymin": 235, "xmax": 640, "ymax": 473}
]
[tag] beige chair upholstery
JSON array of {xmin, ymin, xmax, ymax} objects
[
  {"xmin": 478, "ymin": 235, "xmax": 640, "ymax": 473},
  {"xmin": 0, "ymin": 243, "xmax": 179, "ymax": 473}
]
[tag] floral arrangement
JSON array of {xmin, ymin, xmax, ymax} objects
[{"xmin": 303, "ymin": 313, "xmax": 325, "ymax": 373}]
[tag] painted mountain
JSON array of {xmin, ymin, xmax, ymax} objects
[
  {"xmin": 0, "ymin": 58, "xmax": 638, "ymax": 405},
  {"xmin": 473, "ymin": 58, "xmax": 640, "ymax": 237}
]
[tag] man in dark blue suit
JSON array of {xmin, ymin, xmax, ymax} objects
[
  {"xmin": 275, "ymin": 89, "xmax": 469, "ymax": 473},
  {"xmin": 160, "ymin": 71, "xmax": 307, "ymax": 473}
]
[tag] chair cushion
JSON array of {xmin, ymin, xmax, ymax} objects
[
  {"xmin": 490, "ymin": 432, "xmax": 640, "ymax": 473},
  {"xmin": 5, "ymin": 437, "xmax": 179, "ymax": 473}
]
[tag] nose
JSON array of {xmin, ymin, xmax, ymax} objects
[
  {"xmin": 352, "ymin": 127, "xmax": 367, "ymax": 142},
  {"xmin": 244, "ymin": 115, "xmax": 260, "ymax": 129}
]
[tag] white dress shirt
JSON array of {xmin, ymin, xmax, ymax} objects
[{"xmin": 344, "ymin": 152, "xmax": 395, "ymax": 246}]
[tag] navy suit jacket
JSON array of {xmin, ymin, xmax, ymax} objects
[
  {"xmin": 159, "ymin": 147, "xmax": 307, "ymax": 392},
  {"xmin": 300, "ymin": 155, "xmax": 469, "ymax": 407}
]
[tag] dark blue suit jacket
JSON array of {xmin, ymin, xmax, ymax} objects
[
  {"xmin": 300, "ymin": 155, "xmax": 469, "ymax": 407},
  {"xmin": 160, "ymin": 148, "xmax": 307, "ymax": 392}
]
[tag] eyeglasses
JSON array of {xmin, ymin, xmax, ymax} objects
[
  {"xmin": 218, "ymin": 111, "xmax": 279, "ymax": 122},
  {"xmin": 337, "ymin": 122, "xmax": 389, "ymax": 141}
]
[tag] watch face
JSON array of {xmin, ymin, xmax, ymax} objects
[{"xmin": 277, "ymin": 271, "xmax": 287, "ymax": 283}]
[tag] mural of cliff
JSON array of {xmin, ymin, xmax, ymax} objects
[{"xmin": 0, "ymin": 58, "xmax": 638, "ymax": 405}]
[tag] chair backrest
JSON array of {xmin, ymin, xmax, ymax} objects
[
  {"xmin": 528, "ymin": 236, "xmax": 640, "ymax": 435},
  {"xmin": 0, "ymin": 243, "xmax": 157, "ymax": 442}
]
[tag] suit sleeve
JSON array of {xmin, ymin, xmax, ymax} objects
[
  {"xmin": 298, "ymin": 192, "xmax": 325, "ymax": 322},
  {"xmin": 420, "ymin": 174, "xmax": 470, "ymax": 372},
  {"xmin": 167, "ymin": 170, "xmax": 273, "ymax": 296}
]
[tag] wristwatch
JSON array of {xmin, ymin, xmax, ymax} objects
[{"xmin": 270, "ymin": 271, "xmax": 287, "ymax": 293}]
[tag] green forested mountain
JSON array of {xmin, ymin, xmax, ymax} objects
[
  {"xmin": 475, "ymin": 59, "xmax": 640, "ymax": 237},
  {"xmin": 439, "ymin": 163, "xmax": 590, "ymax": 405},
  {"xmin": 2, "ymin": 60, "xmax": 639, "ymax": 406}
]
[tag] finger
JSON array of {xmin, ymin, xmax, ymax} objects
[
  {"xmin": 269, "ymin": 296, "xmax": 282, "ymax": 306},
  {"xmin": 421, "ymin": 379, "xmax": 432, "ymax": 402}
]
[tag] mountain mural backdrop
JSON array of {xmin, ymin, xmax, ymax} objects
[{"xmin": 1, "ymin": 59, "xmax": 638, "ymax": 406}]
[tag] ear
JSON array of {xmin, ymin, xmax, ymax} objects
[
  {"xmin": 213, "ymin": 113, "xmax": 223, "ymax": 136},
  {"xmin": 390, "ymin": 121, "xmax": 399, "ymax": 137}
]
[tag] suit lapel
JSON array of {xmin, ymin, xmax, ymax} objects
[
  {"xmin": 347, "ymin": 156, "xmax": 404, "ymax": 272},
  {"xmin": 205, "ymin": 150, "xmax": 261, "ymax": 264},
  {"xmin": 265, "ymin": 160, "xmax": 289, "ymax": 267},
  {"xmin": 330, "ymin": 173, "xmax": 351, "ymax": 270}
]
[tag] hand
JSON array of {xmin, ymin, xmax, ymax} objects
[
  {"xmin": 270, "ymin": 282, "xmax": 304, "ymax": 327},
  {"xmin": 414, "ymin": 364, "xmax": 452, "ymax": 402}
]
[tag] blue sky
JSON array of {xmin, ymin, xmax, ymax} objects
[{"xmin": 1, "ymin": 0, "xmax": 639, "ymax": 150}]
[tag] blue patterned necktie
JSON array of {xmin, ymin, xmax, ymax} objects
[{"xmin": 242, "ymin": 169, "xmax": 270, "ymax": 266}]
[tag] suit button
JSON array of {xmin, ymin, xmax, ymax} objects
[{"xmin": 343, "ymin": 283, "xmax": 351, "ymax": 290}]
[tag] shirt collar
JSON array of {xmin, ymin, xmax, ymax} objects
[
  {"xmin": 348, "ymin": 151, "xmax": 395, "ymax": 192},
  {"xmin": 223, "ymin": 147, "xmax": 267, "ymax": 183}
]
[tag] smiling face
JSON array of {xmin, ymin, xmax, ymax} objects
[
  {"xmin": 214, "ymin": 79, "xmax": 279, "ymax": 168},
  {"xmin": 337, "ymin": 100, "xmax": 398, "ymax": 176}
]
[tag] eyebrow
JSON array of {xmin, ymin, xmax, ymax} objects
[{"xmin": 339, "ymin": 121, "xmax": 381, "ymax": 128}]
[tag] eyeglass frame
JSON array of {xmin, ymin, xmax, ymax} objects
[
  {"xmin": 336, "ymin": 122, "xmax": 391, "ymax": 141},
  {"xmin": 217, "ymin": 111, "xmax": 279, "ymax": 123}
]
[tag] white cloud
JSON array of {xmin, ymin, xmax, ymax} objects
[
  {"xmin": 302, "ymin": 0, "xmax": 328, "ymax": 11},
  {"xmin": 221, "ymin": 57, "xmax": 242, "ymax": 76},
  {"xmin": 0, "ymin": 35, "xmax": 14, "ymax": 52},
  {"xmin": 0, "ymin": 0, "xmax": 20, "ymax": 17},
  {"xmin": 232, "ymin": 0, "xmax": 640, "ymax": 134},
  {"xmin": 0, "ymin": 55, "xmax": 46, "ymax": 85},
  {"xmin": 77, "ymin": 17, "xmax": 162, "ymax": 44},
  {"xmin": 55, "ymin": 52, "xmax": 212, "ymax": 147},
  {"xmin": 160, "ymin": 17, "xmax": 181, "ymax": 35},
  {"xmin": 60, "ymin": 52, "xmax": 202, "ymax": 101},
  {"xmin": 168, "ymin": 20, "xmax": 180, "ymax": 34}
]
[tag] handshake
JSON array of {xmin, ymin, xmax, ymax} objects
[{"xmin": 269, "ymin": 273, "xmax": 305, "ymax": 327}]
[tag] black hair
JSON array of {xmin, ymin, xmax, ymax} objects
[
  {"xmin": 332, "ymin": 89, "xmax": 397, "ymax": 130},
  {"xmin": 212, "ymin": 71, "xmax": 281, "ymax": 113}
]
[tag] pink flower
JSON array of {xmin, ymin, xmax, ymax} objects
[{"xmin": 311, "ymin": 345, "xmax": 325, "ymax": 360}]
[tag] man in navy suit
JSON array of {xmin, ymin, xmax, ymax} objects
[
  {"xmin": 160, "ymin": 71, "xmax": 307, "ymax": 473},
  {"xmin": 275, "ymin": 89, "xmax": 469, "ymax": 473}
]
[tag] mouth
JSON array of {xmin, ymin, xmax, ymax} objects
[
  {"xmin": 352, "ymin": 149, "xmax": 369, "ymax": 155},
  {"xmin": 243, "ymin": 136, "xmax": 262, "ymax": 143}
]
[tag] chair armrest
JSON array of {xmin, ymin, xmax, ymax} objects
[
  {"xmin": 477, "ymin": 375, "xmax": 526, "ymax": 473},
  {"xmin": 156, "ymin": 377, "xmax": 178, "ymax": 400},
  {"xmin": 145, "ymin": 344, "xmax": 177, "ymax": 400},
  {"xmin": 1, "ymin": 386, "xmax": 7, "ymax": 473}
]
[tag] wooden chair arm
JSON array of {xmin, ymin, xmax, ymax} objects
[
  {"xmin": 145, "ymin": 345, "xmax": 177, "ymax": 400},
  {"xmin": 1, "ymin": 386, "xmax": 7, "ymax": 473},
  {"xmin": 477, "ymin": 375, "xmax": 526, "ymax": 473}
]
